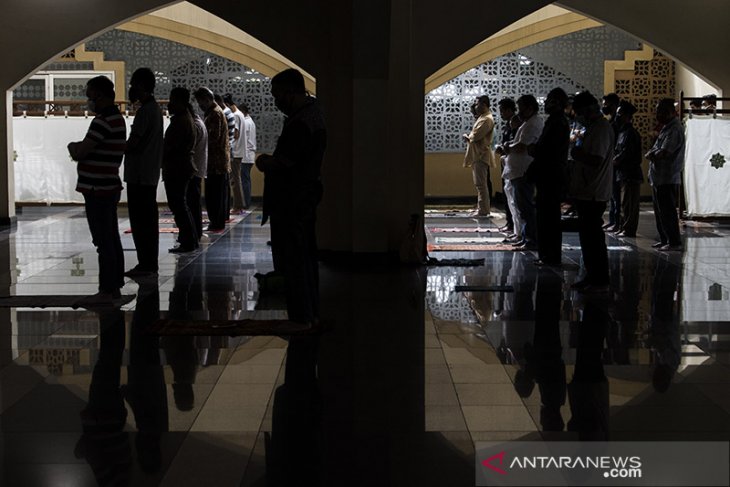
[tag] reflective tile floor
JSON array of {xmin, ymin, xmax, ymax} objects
[{"xmin": 1, "ymin": 205, "xmax": 729, "ymax": 486}]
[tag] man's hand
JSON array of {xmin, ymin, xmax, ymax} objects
[
  {"xmin": 256, "ymin": 154, "xmax": 272, "ymax": 172},
  {"xmin": 462, "ymin": 133, "xmax": 470, "ymax": 142},
  {"xmin": 67, "ymin": 142, "xmax": 79, "ymax": 161}
]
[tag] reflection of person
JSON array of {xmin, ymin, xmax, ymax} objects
[
  {"xmin": 569, "ymin": 91, "xmax": 614, "ymax": 293},
  {"xmin": 528, "ymin": 88, "xmax": 571, "ymax": 266},
  {"xmin": 123, "ymin": 278, "xmax": 168, "ymax": 473},
  {"xmin": 124, "ymin": 67, "xmax": 163, "ymax": 278},
  {"xmin": 649, "ymin": 258, "xmax": 681, "ymax": 392},
  {"xmin": 268, "ymin": 336, "xmax": 322, "ymax": 486},
  {"xmin": 463, "ymin": 95, "xmax": 495, "ymax": 217},
  {"xmin": 256, "ymin": 69, "xmax": 326, "ymax": 325},
  {"xmin": 76, "ymin": 308, "xmax": 131, "ymax": 485},
  {"xmin": 646, "ymin": 98, "xmax": 684, "ymax": 251},
  {"xmin": 567, "ymin": 304, "xmax": 610, "ymax": 441},
  {"xmin": 67, "ymin": 76, "xmax": 126, "ymax": 306},
  {"xmin": 194, "ymin": 87, "xmax": 231, "ymax": 232},
  {"xmin": 163, "ymin": 87, "xmax": 198, "ymax": 253}
]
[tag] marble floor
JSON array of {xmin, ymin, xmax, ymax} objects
[{"xmin": 0, "ymin": 204, "xmax": 729, "ymax": 486}]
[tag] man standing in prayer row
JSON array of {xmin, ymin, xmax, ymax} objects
[
  {"xmin": 162, "ymin": 87, "xmax": 197, "ymax": 253},
  {"xmin": 188, "ymin": 102, "xmax": 208, "ymax": 242},
  {"xmin": 647, "ymin": 98, "xmax": 685, "ymax": 251},
  {"xmin": 569, "ymin": 91, "xmax": 615, "ymax": 293},
  {"xmin": 503, "ymin": 95, "xmax": 543, "ymax": 250},
  {"xmin": 68, "ymin": 76, "xmax": 126, "ymax": 306},
  {"xmin": 601, "ymin": 93, "xmax": 621, "ymax": 232},
  {"xmin": 463, "ymin": 95, "xmax": 495, "ymax": 217},
  {"xmin": 496, "ymin": 98, "xmax": 518, "ymax": 234},
  {"xmin": 224, "ymin": 94, "xmax": 246, "ymax": 213},
  {"xmin": 124, "ymin": 67, "xmax": 163, "ymax": 278},
  {"xmin": 612, "ymin": 100, "xmax": 643, "ymax": 238},
  {"xmin": 194, "ymin": 87, "xmax": 231, "ymax": 232},
  {"xmin": 216, "ymin": 94, "xmax": 237, "ymax": 218},
  {"xmin": 528, "ymin": 88, "xmax": 571, "ymax": 266},
  {"xmin": 241, "ymin": 103, "xmax": 257, "ymax": 208},
  {"xmin": 256, "ymin": 68, "xmax": 326, "ymax": 326}
]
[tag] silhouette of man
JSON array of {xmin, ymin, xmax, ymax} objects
[{"xmin": 256, "ymin": 68, "xmax": 326, "ymax": 325}]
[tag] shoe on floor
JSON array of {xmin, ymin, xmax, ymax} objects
[
  {"xmin": 124, "ymin": 267, "xmax": 157, "ymax": 278},
  {"xmin": 651, "ymin": 241, "xmax": 667, "ymax": 249},
  {"xmin": 659, "ymin": 244, "xmax": 683, "ymax": 251},
  {"xmin": 169, "ymin": 245, "xmax": 197, "ymax": 254}
]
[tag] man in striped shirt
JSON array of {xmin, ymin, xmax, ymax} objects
[{"xmin": 68, "ymin": 76, "xmax": 127, "ymax": 306}]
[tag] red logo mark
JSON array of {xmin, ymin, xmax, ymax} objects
[{"xmin": 482, "ymin": 451, "xmax": 507, "ymax": 475}]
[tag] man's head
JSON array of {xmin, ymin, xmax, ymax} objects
[
  {"xmin": 239, "ymin": 102, "xmax": 250, "ymax": 115},
  {"xmin": 129, "ymin": 67, "xmax": 155, "ymax": 103},
  {"xmin": 655, "ymin": 98, "xmax": 677, "ymax": 124},
  {"xmin": 516, "ymin": 94, "xmax": 539, "ymax": 120},
  {"xmin": 545, "ymin": 88, "xmax": 569, "ymax": 116},
  {"xmin": 86, "ymin": 76, "xmax": 115, "ymax": 114},
  {"xmin": 473, "ymin": 95, "xmax": 490, "ymax": 117},
  {"xmin": 702, "ymin": 94, "xmax": 717, "ymax": 109},
  {"xmin": 572, "ymin": 91, "xmax": 600, "ymax": 125},
  {"xmin": 271, "ymin": 68, "xmax": 306, "ymax": 115},
  {"xmin": 222, "ymin": 93, "xmax": 238, "ymax": 111},
  {"xmin": 168, "ymin": 87, "xmax": 190, "ymax": 116},
  {"xmin": 214, "ymin": 94, "xmax": 226, "ymax": 110},
  {"xmin": 616, "ymin": 99, "xmax": 637, "ymax": 126},
  {"xmin": 193, "ymin": 87, "xmax": 215, "ymax": 112},
  {"xmin": 601, "ymin": 92, "xmax": 620, "ymax": 118},
  {"xmin": 510, "ymin": 114, "xmax": 522, "ymax": 130},
  {"xmin": 497, "ymin": 98, "xmax": 516, "ymax": 122}
]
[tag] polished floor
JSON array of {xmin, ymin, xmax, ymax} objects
[{"xmin": 0, "ymin": 204, "xmax": 729, "ymax": 486}]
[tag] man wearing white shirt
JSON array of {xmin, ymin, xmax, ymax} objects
[
  {"xmin": 502, "ymin": 95, "xmax": 543, "ymax": 249},
  {"xmin": 240, "ymin": 103, "xmax": 257, "ymax": 208},
  {"xmin": 224, "ymin": 94, "xmax": 246, "ymax": 213}
]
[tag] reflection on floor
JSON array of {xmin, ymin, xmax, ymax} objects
[{"xmin": 1, "ymin": 204, "xmax": 729, "ymax": 486}]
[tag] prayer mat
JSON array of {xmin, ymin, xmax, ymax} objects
[
  {"xmin": 430, "ymin": 227, "xmax": 501, "ymax": 233},
  {"xmin": 562, "ymin": 245, "xmax": 634, "ymax": 251},
  {"xmin": 454, "ymin": 285, "xmax": 514, "ymax": 293},
  {"xmin": 435, "ymin": 237, "xmax": 505, "ymax": 244},
  {"xmin": 427, "ymin": 243, "xmax": 518, "ymax": 251},
  {"xmin": 682, "ymin": 220, "xmax": 717, "ymax": 228},
  {"xmin": 159, "ymin": 218, "xmax": 210, "ymax": 224},
  {"xmin": 124, "ymin": 227, "xmax": 178, "ymax": 234},
  {"xmin": 426, "ymin": 257, "xmax": 485, "ymax": 267},
  {"xmin": 0, "ymin": 294, "xmax": 135, "ymax": 309}
]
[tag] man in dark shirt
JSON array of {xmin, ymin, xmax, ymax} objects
[
  {"xmin": 528, "ymin": 88, "xmax": 571, "ymax": 266},
  {"xmin": 495, "ymin": 98, "xmax": 517, "ymax": 233},
  {"xmin": 613, "ymin": 100, "xmax": 643, "ymax": 237},
  {"xmin": 194, "ymin": 87, "xmax": 231, "ymax": 232},
  {"xmin": 68, "ymin": 76, "xmax": 126, "ymax": 306},
  {"xmin": 256, "ymin": 69, "xmax": 326, "ymax": 326},
  {"xmin": 162, "ymin": 87, "xmax": 197, "ymax": 253},
  {"xmin": 124, "ymin": 68, "xmax": 163, "ymax": 278},
  {"xmin": 602, "ymin": 93, "xmax": 622, "ymax": 232}
]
